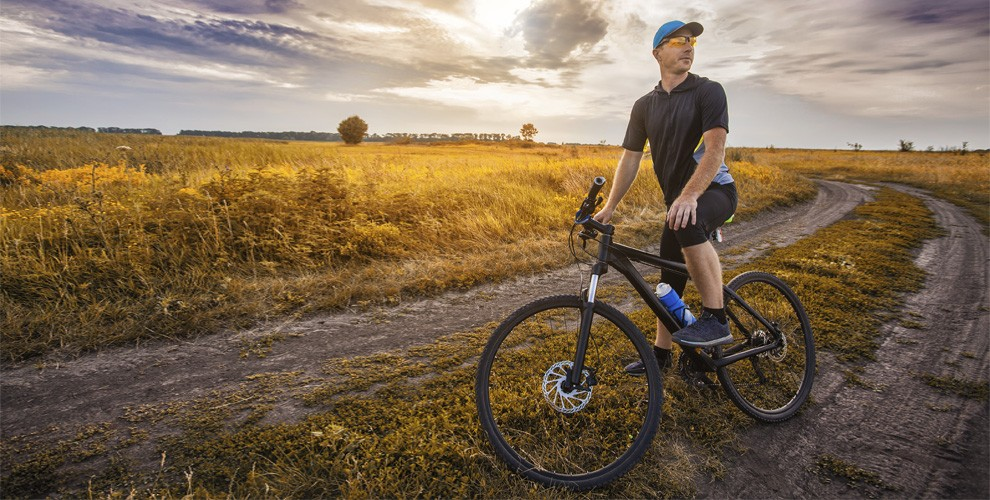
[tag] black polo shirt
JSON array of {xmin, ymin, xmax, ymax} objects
[{"xmin": 622, "ymin": 73, "xmax": 731, "ymax": 205}]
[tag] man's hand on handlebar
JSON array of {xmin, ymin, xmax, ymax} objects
[{"xmin": 592, "ymin": 206, "xmax": 614, "ymax": 225}]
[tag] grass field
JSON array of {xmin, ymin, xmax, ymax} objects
[
  {"xmin": 1, "ymin": 129, "xmax": 814, "ymax": 362},
  {"xmin": 740, "ymin": 147, "xmax": 989, "ymax": 228},
  {"xmin": 2, "ymin": 130, "xmax": 987, "ymax": 497}
]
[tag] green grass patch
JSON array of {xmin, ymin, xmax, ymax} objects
[
  {"xmin": 898, "ymin": 319, "xmax": 925, "ymax": 330},
  {"xmin": 814, "ymin": 454, "xmax": 902, "ymax": 494},
  {"xmin": 918, "ymin": 373, "xmax": 990, "ymax": 401}
]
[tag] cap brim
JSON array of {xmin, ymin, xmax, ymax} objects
[
  {"xmin": 653, "ymin": 20, "xmax": 706, "ymax": 49},
  {"xmin": 681, "ymin": 22, "xmax": 704, "ymax": 37}
]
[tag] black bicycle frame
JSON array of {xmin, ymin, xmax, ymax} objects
[{"xmin": 566, "ymin": 218, "xmax": 784, "ymax": 388}]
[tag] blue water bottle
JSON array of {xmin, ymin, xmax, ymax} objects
[{"xmin": 656, "ymin": 283, "xmax": 696, "ymax": 327}]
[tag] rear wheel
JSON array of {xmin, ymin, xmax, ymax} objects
[
  {"xmin": 716, "ymin": 272, "xmax": 815, "ymax": 422},
  {"xmin": 475, "ymin": 295, "xmax": 663, "ymax": 490}
]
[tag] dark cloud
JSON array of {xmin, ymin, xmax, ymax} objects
[
  {"xmin": 3, "ymin": 0, "xmax": 328, "ymax": 67},
  {"xmin": 187, "ymin": 0, "xmax": 303, "ymax": 15},
  {"xmin": 511, "ymin": 0, "xmax": 609, "ymax": 68},
  {"xmin": 881, "ymin": 0, "xmax": 990, "ymax": 30},
  {"xmin": 858, "ymin": 59, "xmax": 956, "ymax": 74}
]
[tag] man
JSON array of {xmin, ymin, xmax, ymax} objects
[{"xmin": 593, "ymin": 20, "xmax": 738, "ymax": 374}]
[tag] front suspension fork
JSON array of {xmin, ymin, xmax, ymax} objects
[{"xmin": 566, "ymin": 231, "xmax": 612, "ymax": 390}]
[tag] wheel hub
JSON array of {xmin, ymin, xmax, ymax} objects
[
  {"xmin": 542, "ymin": 361, "xmax": 593, "ymax": 413},
  {"xmin": 753, "ymin": 328, "xmax": 787, "ymax": 362}
]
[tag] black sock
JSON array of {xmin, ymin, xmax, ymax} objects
[
  {"xmin": 703, "ymin": 307, "xmax": 727, "ymax": 324},
  {"xmin": 653, "ymin": 346, "xmax": 672, "ymax": 368}
]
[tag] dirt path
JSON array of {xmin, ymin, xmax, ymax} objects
[{"xmin": 698, "ymin": 185, "xmax": 990, "ymax": 499}]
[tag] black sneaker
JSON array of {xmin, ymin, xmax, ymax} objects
[
  {"xmin": 672, "ymin": 313, "xmax": 732, "ymax": 347},
  {"xmin": 624, "ymin": 346, "xmax": 672, "ymax": 376}
]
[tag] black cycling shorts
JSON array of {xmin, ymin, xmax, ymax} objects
[{"xmin": 658, "ymin": 182, "xmax": 737, "ymax": 296}]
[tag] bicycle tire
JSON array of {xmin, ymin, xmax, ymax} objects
[
  {"xmin": 716, "ymin": 271, "xmax": 815, "ymax": 422},
  {"xmin": 475, "ymin": 295, "xmax": 663, "ymax": 490}
]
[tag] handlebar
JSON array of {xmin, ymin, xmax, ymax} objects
[{"xmin": 574, "ymin": 176, "xmax": 606, "ymax": 223}]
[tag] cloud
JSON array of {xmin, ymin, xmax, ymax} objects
[
  {"xmin": 0, "ymin": 0, "xmax": 610, "ymax": 96},
  {"xmin": 707, "ymin": 0, "xmax": 990, "ymax": 118},
  {"xmin": 187, "ymin": 0, "xmax": 303, "ymax": 15},
  {"xmin": 511, "ymin": 0, "xmax": 610, "ymax": 69},
  {"xmin": 2, "ymin": 0, "xmax": 325, "ymax": 65}
]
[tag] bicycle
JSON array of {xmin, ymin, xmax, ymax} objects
[{"xmin": 474, "ymin": 177, "xmax": 815, "ymax": 490}]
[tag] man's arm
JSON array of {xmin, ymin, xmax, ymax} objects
[
  {"xmin": 666, "ymin": 127, "xmax": 726, "ymax": 229},
  {"xmin": 593, "ymin": 148, "xmax": 644, "ymax": 224}
]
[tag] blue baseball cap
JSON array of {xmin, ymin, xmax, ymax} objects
[{"xmin": 652, "ymin": 20, "xmax": 704, "ymax": 49}]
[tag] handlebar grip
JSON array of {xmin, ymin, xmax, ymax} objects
[
  {"xmin": 587, "ymin": 176, "xmax": 605, "ymax": 201},
  {"xmin": 575, "ymin": 176, "xmax": 607, "ymax": 223}
]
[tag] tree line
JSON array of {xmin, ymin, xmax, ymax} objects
[
  {"xmin": 0, "ymin": 125, "xmax": 161, "ymax": 134},
  {"xmin": 177, "ymin": 129, "xmax": 519, "ymax": 143},
  {"xmin": 0, "ymin": 125, "xmax": 519, "ymax": 143}
]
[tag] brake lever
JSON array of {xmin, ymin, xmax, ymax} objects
[{"xmin": 578, "ymin": 228, "xmax": 599, "ymax": 241}]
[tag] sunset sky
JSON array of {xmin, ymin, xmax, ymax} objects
[{"xmin": 2, "ymin": 0, "xmax": 988, "ymax": 150}]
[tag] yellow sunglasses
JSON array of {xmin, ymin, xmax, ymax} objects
[{"xmin": 662, "ymin": 35, "xmax": 697, "ymax": 48}]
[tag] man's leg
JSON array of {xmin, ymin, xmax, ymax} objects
[
  {"xmin": 652, "ymin": 239, "xmax": 727, "ymax": 363},
  {"xmin": 681, "ymin": 240, "xmax": 723, "ymax": 309},
  {"xmin": 669, "ymin": 184, "xmax": 736, "ymax": 347},
  {"xmin": 670, "ymin": 239, "xmax": 732, "ymax": 347},
  {"xmin": 655, "ymin": 223, "xmax": 725, "ymax": 348}
]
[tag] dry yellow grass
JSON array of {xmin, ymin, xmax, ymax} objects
[{"xmin": 1, "ymin": 130, "xmax": 814, "ymax": 362}]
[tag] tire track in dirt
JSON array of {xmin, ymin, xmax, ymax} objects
[
  {"xmin": 0, "ymin": 181, "xmax": 874, "ymax": 459},
  {"xmin": 698, "ymin": 185, "xmax": 989, "ymax": 499}
]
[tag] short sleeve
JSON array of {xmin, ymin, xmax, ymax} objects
[
  {"xmin": 698, "ymin": 81, "xmax": 729, "ymax": 134},
  {"xmin": 621, "ymin": 98, "xmax": 648, "ymax": 152}
]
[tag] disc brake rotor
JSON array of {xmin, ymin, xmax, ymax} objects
[
  {"xmin": 753, "ymin": 328, "xmax": 787, "ymax": 362},
  {"xmin": 542, "ymin": 361, "xmax": 593, "ymax": 413}
]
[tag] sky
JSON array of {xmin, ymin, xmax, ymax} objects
[{"xmin": 1, "ymin": 0, "xmax": 988, "ymax": 150}]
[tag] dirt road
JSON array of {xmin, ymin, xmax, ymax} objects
[
  {"xmin": 3, "ymin": 180, "xmax": 987, "ymax": 497},
  {"xmin": 698, "ymin": 185, "xmax": 990, "ymax": 498}
]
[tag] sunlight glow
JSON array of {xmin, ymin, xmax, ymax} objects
[
  {"xmin": 472, "ymin": 0, "xmax": 532, "ymax": 33},
  {"xmin": 375, "ymin": 76, "xmax": 597, "ymax": 119}
]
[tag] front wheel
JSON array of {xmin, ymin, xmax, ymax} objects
[
  {"xmin": 475, "ymin": 295, "xmax": 663, "ymax": 490},
  {"xmin": 716, "ymin": 271, "xmax": 815, "ymax": 422}
]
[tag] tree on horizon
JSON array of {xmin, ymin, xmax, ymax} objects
[
  {"xmin": 338, "ymin": 116, "xmax": 369, "ymax": 145},
  {"xmin": 520, "ymin": 123, "xmax": 538, "ymax": 142}
]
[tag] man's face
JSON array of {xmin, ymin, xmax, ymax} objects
[{"xmin": 652, "ymin": 28, "xmax": 695, "ymax": 73}]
